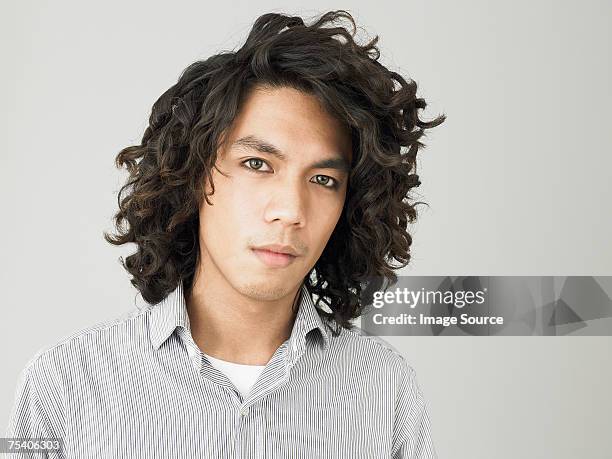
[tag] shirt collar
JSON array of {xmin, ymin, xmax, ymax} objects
[
  {"xmin": 148, "ymin": 280, "xmax": 331, "ymax": 353},
  {"xmin": 148, "ymin": 279, "xmax": 192, "ymax": 351},
  {"xmin": 287, "ymin": 282, "xmax": 332, "ymax": 357}
]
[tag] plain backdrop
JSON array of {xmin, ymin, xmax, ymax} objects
[{"xmin": 1, "ymin": 1, "xmax": 611, "ymax": 458}]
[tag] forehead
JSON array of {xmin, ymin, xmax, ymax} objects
[{"xmin": 225, "ymin": 85, "xmax": 352, "ymax": 162}]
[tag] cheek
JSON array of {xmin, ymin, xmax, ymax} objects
[
  {"xmin": 310, "ymin": 207, "xmax": 344, "ymax": 249},
  {"xmin": 319, "ymin": 196, "xmax": 344, "ymax": 225},
  {"xmin": 198, "ymin": 181, "xmax": 233, "ymax": 238},
  {"xmin": 199, "ymin": 182, "xmax": 259, "ymax": 244}
]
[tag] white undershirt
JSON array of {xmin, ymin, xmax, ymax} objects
[{"xmin": 203, "ymin": 353, "xmax": 267, "ymax": 399}]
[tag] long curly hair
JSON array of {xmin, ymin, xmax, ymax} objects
[{"xmin": 104, "ymin": 9, "xmax": 446, "ymax": 334}]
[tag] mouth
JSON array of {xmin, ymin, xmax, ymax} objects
[{"xmin": 251, "ymin": 248, "xmax": 297, "ymax": 268}]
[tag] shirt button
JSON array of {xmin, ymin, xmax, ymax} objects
[{"xmin": 240, "ymin": 407, "xmax": 250, "ymax": 417}]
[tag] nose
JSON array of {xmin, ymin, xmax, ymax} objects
[{"xmin": 263, "ymin": 177, "xmax": 306, "ymax": 228}]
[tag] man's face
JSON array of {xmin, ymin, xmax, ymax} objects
[{"xmin": 197, "ymin": 85, "xmax": 352, "ymax": 302}]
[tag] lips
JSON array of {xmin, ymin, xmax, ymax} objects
[
  {"xmin": 251, "ymin": 248, "xmax": 297, "ymax": 268},
  {"xmin": 252, "ymin": 243, "xmax": 299, "ymax": 257}
]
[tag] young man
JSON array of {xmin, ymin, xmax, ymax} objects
[{"xmin": 6, "ymin": 10, "xmax": 444, "ymax": 458}]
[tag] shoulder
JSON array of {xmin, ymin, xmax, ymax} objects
[
  {"xmin": 326, "ymin": 322, "xmax": 417, "ymax": 380},
  {"xmin": 21, "ymin": 305, "xmax": 151, "ymax": 376},
  {"xmin": 7, "ymin": 305, "xmax": 152, "ymax": 438}
]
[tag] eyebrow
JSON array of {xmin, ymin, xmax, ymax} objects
[{"xmin": 231, "ymin": 135, "xmax": 351, "ymax": 173}]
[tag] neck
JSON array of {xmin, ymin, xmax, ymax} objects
[{"xmin": 185, "ymin": 261, "xmax": 301, "ymax": 366}]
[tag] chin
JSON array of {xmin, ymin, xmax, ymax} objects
[{"xmin": 236, "ymin": 280, "xmax": 295, "ymax": 301}]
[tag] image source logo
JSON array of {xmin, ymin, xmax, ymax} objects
[{"xmin": 359, "ymin": 276, "xmax": 612, "ymax": 336}]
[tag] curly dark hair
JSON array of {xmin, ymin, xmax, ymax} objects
[{"xmin": 104, "ymin": 9, "xmax": 446, "ymax": 334}]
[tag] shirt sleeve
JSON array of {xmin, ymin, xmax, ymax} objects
[
  {"xmin": 392, "ymin": 359, "xmax": 438, "ymax": 459},
  {"xmin": 5, "ymin": 355, "xmax": 66, "ymax": 458}
]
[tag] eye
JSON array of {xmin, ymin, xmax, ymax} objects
[
  {"xmin": 241, "ymin": 157, "xmax": 272, "ymax": 172},
  {"xmin": 311, "ymin": 175, "xmax": 339, "ymax": 189},
  {"xmin": 241, "ymin": 158, "xmax": 340, "ymax": 190}
]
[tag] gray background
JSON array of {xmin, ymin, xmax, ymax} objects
[{"xmin": 1, "ymin": 1, "xmax": 611, "ymax": 457}]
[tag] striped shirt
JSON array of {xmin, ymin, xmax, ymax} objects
[
  {"xmin": 202, "ymin": 353, "xmax": 267, "ymax": 400},
  {"xmin": 6, "ymin": 281, "xmax": 438, "ymax": 458}
]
